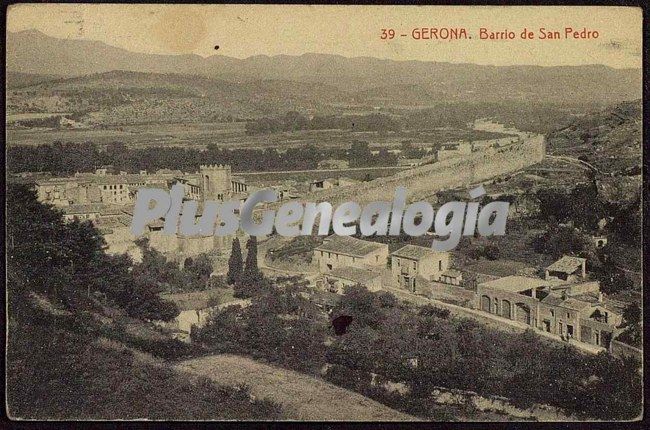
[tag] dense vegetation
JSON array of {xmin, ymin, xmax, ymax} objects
[
  {"xmin": 195, "ymin": 284, "xmax": 642, "ymax": 420},
  {"xmin": 7, "ymin": 140, "xmax": 399, "ymax": 174},
  {"xmin": 7, "ymin": 184, "xmax": 178, "ymax": 320},
  {"xmin": 133, "ymin": 238, "xmax": 213, "ymax": 293},
  {"xmin": 6, "ymin": 184, "xmax": 285, "ymax": 419},
  {"xmin": 531, "ymin": 182, "xmax": 640, "ymax": 294},
  {"xmin": 7, "ymin": 306, "xmax": 282, "ymax": 420}
]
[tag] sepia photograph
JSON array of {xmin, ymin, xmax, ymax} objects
[{"xmin": 4, "ymin": 4, "xmax": 644, "ymax": 422}]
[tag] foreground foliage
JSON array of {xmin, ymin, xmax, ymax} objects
[
  {"xmin": 6, "ymin": 185, "xmax": 285, "ymax": 419},
  {"xmin": 7, "ymin": 302, "xmax": 283, "ymax": 420},
  {"xmin": 196, "ymin": 284, "xmax": 642, "ymax": 420}
]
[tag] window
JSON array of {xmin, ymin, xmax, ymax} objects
[
  {"xmin": 397, "ymin": 260, "xmax": 400, "ymax": 267},
  {"xmin": 550, "ymin": 309, "xmax": 555, "ymax": 317},
  {"xmin": 376, "ymin": 256, "xmax": 379, "ymax": 262},
  {"xmin": 438, "ymin": 260, "xmax": 442, "ymax": 271},
  {"xmin": 413, "ymin": 261, "xmax": 417, "ymax": 270},
  {"xmin": 566, "ymin": 312, "xmax": 570, "ymax": 319}
]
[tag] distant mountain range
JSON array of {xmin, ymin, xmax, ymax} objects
[{"xmin": 7, "ymin": 29, "xmax": 642, "ymax": 105}]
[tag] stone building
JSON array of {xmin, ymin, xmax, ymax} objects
[
  {"xmin": 544, "ymin": 256, "xmax": 587, "ymax": 282},
  {"xmin": 322, "ymin": 266, "xmax": 383, "ymax": 293},
  {"xmin": 475, "ymin": 275, "xmax": 622, "ymax": 348},
  {"xmin": 309, "ymin": 178, "xmax": 337, "ymax": 192},
  {"xmin": 390, "ymin": 245, "xmax": 450, "ymax": 292},
  {"xmin": 200, "ymin": 164, "xmax": 232, "ymax": 201},
  {"xmin": 313, "ymin": 235, "xmax": 389, "ymax": 273}
]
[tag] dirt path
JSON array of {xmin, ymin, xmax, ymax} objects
[{"xmin": 176, "ymin": 354, "xmax": 418, "ymax": 421}]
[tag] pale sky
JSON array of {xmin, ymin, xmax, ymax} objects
[{"xmin": 7, "ymin": 4, "xmax": 642, "ymax": 68}]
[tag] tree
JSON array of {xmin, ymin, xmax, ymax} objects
[
  {"xmin": 622, "ymin": 302, "xmax": 641, "ymax": 328},
  {"xmin": 598, "ymin": 269, "xmax": 633, "ymax": 295},
  {"xmin": 187, "ymin": 254, "xmax": 213, "ymax": 289},
  {"xmin": 532, "ymin": 225, "xmax": 592, "ymax": 259},
  {"xmin": 241, "ymin": 236, "xmax": 261, "ymax": 286},
  {"xmin": 482, "ymin": 244, "xmax": 500, "ymax": 260},
  {"xmin": 617, "ymin": 302, "xmax": 642, "ymax": 348},
  {"xmin": 227, "ymin": 238, "xmax": 243, "ymax": 285},
  {"xmin": 6, "ymin": 184, "xmax": 179, "ymax": 322}
]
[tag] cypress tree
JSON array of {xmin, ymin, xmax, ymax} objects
[
  {"xmin": 242, "ymin": 236, "xmax": 260, "ymax": 285},
  {"xmin": 227, "ymin": 237, "xmax": 243, "ymax": 285}
]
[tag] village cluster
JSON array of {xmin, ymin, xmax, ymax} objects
[
  {"xmin": 130, "ymin": 183, "xmax": 510, "ymax": 253},
  {"xmin": 19, "ymin": 156, "xmax": 629, "ymax": 356}
]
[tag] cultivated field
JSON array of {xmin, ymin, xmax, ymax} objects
[{"xmin": 6, "ymin": 120, "xmax": 515, "ymax": 151}]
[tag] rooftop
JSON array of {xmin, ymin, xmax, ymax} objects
[
  {"xmin": 62, "ymin": 203, "xmax": 126, "ymax": 216},
  {"xmin": 391, "ymin": 244, "xmax": 445, "ymax": 261},
  {"xmin": 572, "ymin": 292, "xmax": 626, "ymax": 314},
  {"xmin": 315, "ymin": 236, "xmax": 387, "ymax": 258},
  {"xmin": 546, "ymin": 256, "xmax": 586, "ymax": 274},
  {"xmin": 478, "ymin": 275, "xmax": 556, "ymax": 293},
  {"xmin": 541, "ymin": 294, "xmax": 592, "ymax": 311}
]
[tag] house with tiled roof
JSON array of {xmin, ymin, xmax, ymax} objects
[
  {"xmin": 323, "ymin": 266, "xmax": 383, "ymax": 293},
  {"xmin": 313, "ymin": 236, "xmax": 388, "ymax": 273},
  {"xmin": 390, "ymin": 244, "xmax": 451, "ymax": 292},
  {"xmin": 545, "ymin": 256, "xmax": 587, "ymax": 283}
]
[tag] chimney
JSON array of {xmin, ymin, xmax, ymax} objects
[{"xmin": 598, "ymin": 291, "xmax": 603, "ymax": 303}]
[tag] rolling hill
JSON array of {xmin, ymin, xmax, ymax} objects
[
  {"xmin": 7, "ymin": 30, "xmax": 642, "ymax": 106},
  {"xmin": 546, "ymin": 99, "xmax": 642, "ymax": 174}
]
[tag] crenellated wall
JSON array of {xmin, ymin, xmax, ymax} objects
[{"xmin": 284, "ymin": 135, "xmax": 545, "ymax": 208}]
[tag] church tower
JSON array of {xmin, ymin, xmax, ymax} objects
[{"xmin": 200, "ymin": 164, "xmax": 232, "ymax": 201}]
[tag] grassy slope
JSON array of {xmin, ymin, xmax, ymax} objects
[
  {"xmin": 177, "ymin": 354, "xmax": 417, "ymax": 421},
  {"xmin": 6, "ymin": 299, "xmax": 285, "ymax": 420}
]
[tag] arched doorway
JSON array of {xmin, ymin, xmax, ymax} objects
[
  {"xmin": 501, "ymin": 300, "xmax": 511, "ymax": 319},
  {"xmin": 481, "ymin": 295, "xmax": 491, "ymax": 312},
  {"xmin": 516, "ymin": 303, "xmax": 531, "ymax": 325}
]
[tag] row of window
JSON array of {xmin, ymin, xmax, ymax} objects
[
  {"xmin": 395, "ymin": 258, "xmax": 444, "ymax": 271},
  {"xmin": 320, "ymin": 251, "xmax": 357, "ymax": 263}
]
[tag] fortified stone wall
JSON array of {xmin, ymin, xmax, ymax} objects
[{"xmin": 289, "ymin": 135, "xmax": 545, "ymax": 207}]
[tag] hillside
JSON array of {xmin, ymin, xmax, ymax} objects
[
  {"xmin": 5, "ymin": 184, "xmax": 288, "ymax": 420},
  {"xmin": 6, "ymin": 70, "xmax": 352, "ymax": 123},
  {"xmin": 546, "ymin": 100, "xmax": 642, "ymax": 175},
  {"xmin": 7, "ymin": 301, "xmax": 285, "ymax": 420},
  {"xmin": 178, "ymin": 354, "xmax": 417, "ymax": 421},
  {"xmin": 6, "ymin": 71, "xmax": 64, "ymax": 88},
  {"xmin": 7, "ymin": 30, "xmax": 642, "ymax": 105}
]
